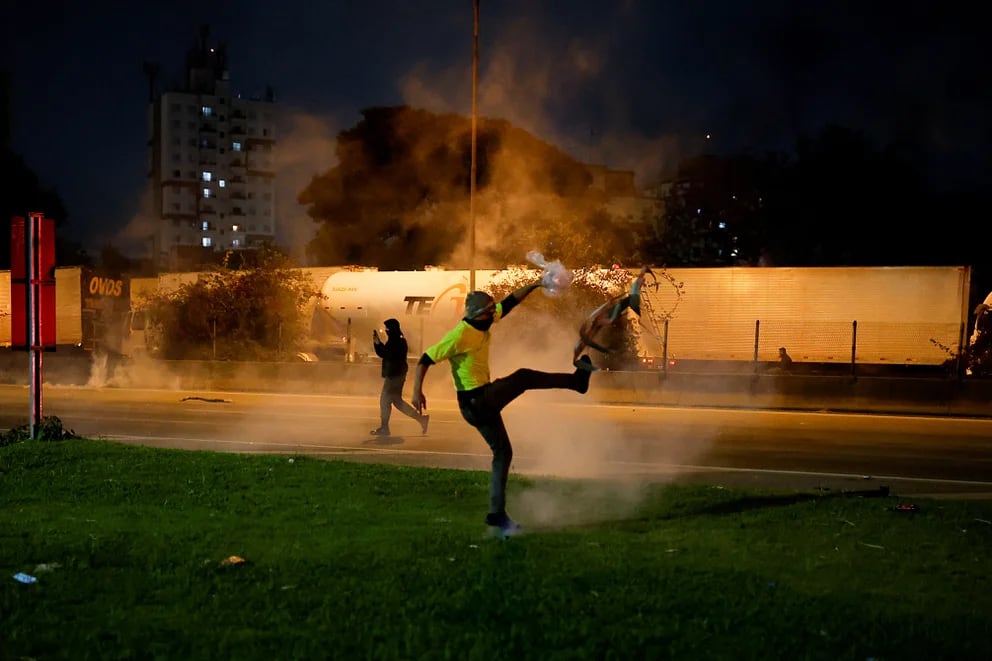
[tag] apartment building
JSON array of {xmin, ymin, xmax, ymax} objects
[{"xmin": 146, "ymin": 27, "xmax": 276, "ymax": 270}]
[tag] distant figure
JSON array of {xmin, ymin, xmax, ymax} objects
[
  {"xmin": 370, "ymin": 318, "xmax": 430, "ymax": 437},
  {"xmin": 778, "ymin": 347, "xmax": 794, "ymax": 371}
]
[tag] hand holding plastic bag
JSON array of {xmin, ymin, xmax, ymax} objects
[{"xmin": 526, "ymin": 250, "xmax": 573, "ymax": 296}]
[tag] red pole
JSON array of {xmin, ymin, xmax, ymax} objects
[{"xmin": 28, "ymin": 211, "xmax": 44, "ymax": 438}]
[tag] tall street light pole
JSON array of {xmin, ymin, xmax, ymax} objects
[{"xmin": 469, "ymin": 0, "xmax": 479, "ymax": 291}]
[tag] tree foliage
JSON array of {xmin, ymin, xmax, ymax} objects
[
  {"xmin": 143, "ymin": 249, "xmax": 323, "ymax": 361},
  {"xmin": 299, "ymin": 106, "xmax": 641, "ymax": 270},
  {"xmin": 651, "ymin": 153, "xmax": 776, "ymax": 267},
  {"xmin": 651, "ymin": 125, "xmax": 945, "ymax": 268},
  {"xmin": 0, "ymin": 149, "xmax": 90, "ymax": 269}
]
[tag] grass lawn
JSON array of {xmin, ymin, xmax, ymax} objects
[{"xmin": 1, "ymin": 438, "xmax": 991, "ymax": 660}]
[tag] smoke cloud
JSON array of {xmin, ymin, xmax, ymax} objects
[{"xmin": 272, "ymin": 109, "xmax": 340, "ymax": 263}]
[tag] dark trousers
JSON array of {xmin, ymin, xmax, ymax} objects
[
  {"xmin": 457, "ymin": 368, "xmax": 582, "ymax": 514},
  {"xmin": 380, "ymin": 375, "xmax": 421, "ymax": 429}
]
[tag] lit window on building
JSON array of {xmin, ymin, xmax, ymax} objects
[
  {"xmin": 202, "ymin": 171, "xmax": 212, "ymax": 182},
  {"xmin": 231, "ymin": 224, "xmax": 240, "ymax": 232},
  {"xmin": 232, "ymin": 239, "xmax": 241, "ymax": 247},
  {"xmin": 232, "ymin": 141, "xmax": 242, "ymax": 152},
  {"xmin": 202, "ymin": 237, "xmax": 212, "ymax": 247},
  {"xmin": 218, "ymin": 179, "xmax": 226, "ymax": 188},
  {"xmin": 202, "ymin": 106, "xmax": 213, "ymax": 117},
  {"xmin": 203, "ymin": 188, "xmax": 211, "ymax": 198},
  {"xmin": 202, "ymin": 221, "xmax": 209, "ymax": 231},
  {"xmin": 718, "ymin": 221, "xmax": 726, "ymax": 229}
]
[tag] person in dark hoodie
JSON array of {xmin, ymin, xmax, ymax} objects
[{"xmin": 371, "ymin": 318, "xmax": 430, "ymax": 436}]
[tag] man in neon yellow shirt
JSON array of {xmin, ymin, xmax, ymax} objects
[{"xmin": 411, "ymin": 281, "xmax": 593, "ymax": 537}]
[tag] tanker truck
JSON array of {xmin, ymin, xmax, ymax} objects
[{"xmin": 314, "ymin": 268, "xmax": 500, "ymax": 361}]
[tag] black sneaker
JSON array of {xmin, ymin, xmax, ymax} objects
[
  {"xmin": 419, "ymin": 414, "xmax": 430, "ymax": 435},
  {"xmin": 573, "ymin": 354, "xmax": 596, "ymax": 372},
  {"xmin": 370, "ymin": 427, "xmax": 391, "ymax": 436},
  {"xmin": 573, "ymin": 355, "xmax": 594, "ymax": 393},
  {"xmin": 485, "ymin": 511, "xmax": 522, "ymax": 538}
]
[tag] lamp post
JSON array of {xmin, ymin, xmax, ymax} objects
[{"xmin": 469, "ymin": 0, "xmax": 479, "ymax": 291}]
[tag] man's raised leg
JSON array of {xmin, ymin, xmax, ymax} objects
[{"xmin": 485, "ymin": 359, "xmax": 593, "ymax": 411}]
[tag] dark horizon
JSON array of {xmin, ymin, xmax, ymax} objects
[{"xmin": 2, "ymin": 1, "xmax": 989, "ymax": 257}]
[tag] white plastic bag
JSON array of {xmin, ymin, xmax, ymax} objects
[{"xmin": 526, "ymin": 250, "xmax": 574, "ymax": 296}]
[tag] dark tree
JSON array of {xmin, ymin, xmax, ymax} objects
[
  {"xmin": 0, "ymin": 150, "xmax": 74, "ymax": 269},
  {"xmin": 767, "ymin": 124, "xmax": 932, "ymax": 266},
  {"xmin": 298, "ymin": 106, "xmax": 635, "ymax": 269},
  {"xmin": 650, "ymin": 125, "xmax": 944, "ymax": 269},
  {"xmin": 651, "ymin": 153, "xmax": 778, "ymax": 266}
]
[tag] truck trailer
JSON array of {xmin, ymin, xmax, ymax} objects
[
  {"xmin": 313, "ymin": 265, "xmax": 972, "ymax": 369},
  {"xmin": 4, "ymin": 265, "xmax": 973, "ymax": 371},
  {"xmin": 1, "ymin": 266, "xmax": 155, "ymax": 357}
]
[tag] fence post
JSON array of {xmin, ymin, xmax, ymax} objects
[
  {"xmin": 346, "ymin": 317, "xmax": 353, "ymax": 363},
  {"xmin": 661, "ymin": 319, "xmax": 669, "ymax": 377},
  {"xmin": 956, "ymin": 320, "xmax": 966, "ymax": 382},
  {"xmin": 851, "ymin": 320, "xmax": 858, "ymax": 378},
  {"xmin": 753, "ymin": 319, "xmax": 760, "ymax": 373}
]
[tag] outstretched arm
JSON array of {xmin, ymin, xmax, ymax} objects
[
  {"xmin": 500, "ymin": 280, "xmax": 542, "ymax": 316},
  {"xmin": 411, "ymin": 354, "xmax": 434, "ymax": 413}
]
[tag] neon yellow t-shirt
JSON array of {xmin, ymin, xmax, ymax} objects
[{"xmin": 424, "ymin": 304, "xmax": 504, "ymax": 391}]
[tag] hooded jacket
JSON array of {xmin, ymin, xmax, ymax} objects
[{"xmin": 375, "ymin": 328, "xmax": 409, "ymax": 378}]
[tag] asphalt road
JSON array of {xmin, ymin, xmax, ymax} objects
[{"xmin": 2, "ymin": 384, "xmax": 991, "ymax": 499}]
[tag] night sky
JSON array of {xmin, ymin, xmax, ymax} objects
[{"xmin": 3, "ymin": 0, "xmax": 988, "ymax": 257}]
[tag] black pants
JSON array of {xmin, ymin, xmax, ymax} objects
[
  {"xmin": 380, "ymin": 375, "xmax": 421, "ymax": 430},
  {"xmin": 457, "ymin": 368, "xmax": 582, "ymax": 515}
]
